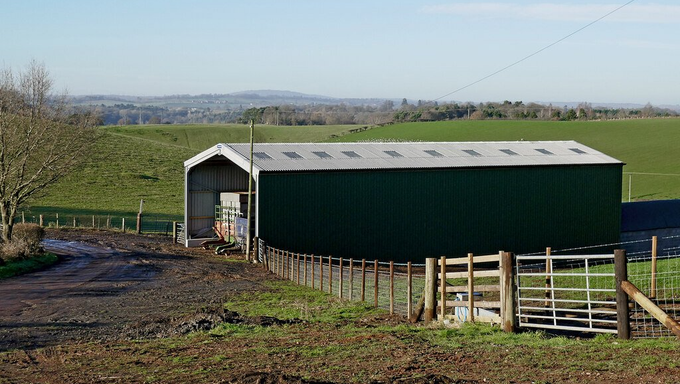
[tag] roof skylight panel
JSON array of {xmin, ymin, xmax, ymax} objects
[
  {"xmin": 282, "ymin": 151, "xmax": 304, "ymax": 159},
  {"xmin": 342, "ymin": 151, "xmax": 362, "ymax": 158},
  {"xmin": 384, "ymin": 150, "xmax": 403, "ymax": 158},
  {"xmin": 462, "ymin": 149, "xmax": 482, "ymax": 157},
  {"xmin": 424, "ymin": 150, "xmax": 443, "ymax": 157},
  {"xmin": 312, "ymin": 151, "xmax": 333, "ymax": 159},
  {"xmin": 253, "ymin": 152, "xmax": 273, "ymax": 160}
]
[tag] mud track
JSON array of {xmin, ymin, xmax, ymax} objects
[{"xmin": 0, "ymin": 229, "xmax": 270, "ymax": 352}]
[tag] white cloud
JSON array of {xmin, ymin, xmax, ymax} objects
[{"xmin": 421, "ymin": 3, "xmax": 680, "ymax": 23}]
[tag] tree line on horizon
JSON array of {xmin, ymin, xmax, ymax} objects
[{"xmin": 91, "ymin": 99, "xmax": 678, "ymax": 126}]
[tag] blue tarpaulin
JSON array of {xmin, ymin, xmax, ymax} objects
[{"xmin": 621, "ymin": 200, "xmax": 680, "ymax": 232}]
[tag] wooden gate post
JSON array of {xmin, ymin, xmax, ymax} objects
[
  {"xmin": 500, "ymin": 251, "xmax": 517, "ymax": 333},
  {"xmin": 424, "ymin": 258, "xmax": 437, "ymax": 324},
  {"xmin": 615, "ymin": 249, "xmax": 631, "ymax": 340}
]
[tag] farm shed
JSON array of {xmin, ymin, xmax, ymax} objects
[{"xmin": 184, "ymin": 141, "xmax": 623, "ymax": 262}]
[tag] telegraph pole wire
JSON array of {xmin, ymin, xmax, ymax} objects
[{"xmin": 433, "ymin": 0, "xmax": 636, "ymax": 101}]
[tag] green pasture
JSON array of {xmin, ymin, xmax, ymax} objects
[
  {"xmin": 105, "ymin": 123, "xmax": 363, "ymax": 151},
  {"xmin": 25, "ymin": 118, "xmax": 680, "ymax": 218},
  {"xmin": 331, "ymin": 119, "xmax": 680, "ymax": 201}
]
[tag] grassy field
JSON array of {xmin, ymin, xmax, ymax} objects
[
  {"xmin": 331, "ymin": 118, "xmax": 680, "ymax": 201},
  {"xmin": 24, "ymin": 119, "xmax": 680, "ymax": 218},
  {"xmin": 106, "ymin": 123, "xmax": 364, "ymax": 150}
]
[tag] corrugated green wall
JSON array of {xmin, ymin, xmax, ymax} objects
[{"xmin": 258, "ymin": 165, "xmax": 622, "ymax": 262}]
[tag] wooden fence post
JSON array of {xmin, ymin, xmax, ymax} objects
[
  {"xmin": 440, "ymin": 256, "xmax": 447, "ymax": 320},
  {"xmin": 39, "ymin": 215, "xmax": 44, "ymax": 227},
  {"xmin": 615, "ymin": 249, "xmax": 631, "ymax": 340},
  {"xmin": 467, "ymin": 253, "xmax": 475, "ymax": 323},
  {"xmin": 407, "ymin": 261, "xmax": 413, "ymax": 318},
  {"xmin": 275, "ymin": 249, "xmax": 279, "ymax": 275},
  {"xmin": 73, "ymin": 217, "xmax": 76, "ymax": 228},
  {"xmin": 136, "ymin": 213, "xmax": 142, "ymax": 234},
  {"xmin": 500, "ymin": 251, "xmax": 516, "ymax": 333},
  {"xmin": 56, "ymin": 213, "xmax": 59, "ymax": 229},
  {"xmin": 311, "ymin": 254, "xmax": 315, "ymax": 289},
  {"xmin": 339, "ymin": 257, "xmax": 344, "ymax": 299},
  {"xmin": 349, "ymin": 258, "xmax": 354, "ymax": 301},
  {"xmin": 361, "ymin": 259, "xmax": 366, "ymax": 301},
  {"xmin": 374, "ymin": 259, "xmax": 379, "ymax": 308},
  {"xmin": 22, "ymin": 211, "xmax": 25, "ymax": 223},
  {"xmin": 424, "ymin": 258, "xmax": 437, "ymax": 324},
  {"xmin": 297, "ymin": 253, "xmax": 300, "ymax": 285},
  {"xmin": 92, "ymin": 215, "xmax": 95, "ymax": 228},
  {"xmin": 303, "ymin": 254, "xmax": 308, "ymax": 286},
  {"xmin": 328, "ymin": 256, "xmax": 333, "ymax": 294},
  {"xmin": 651, "ymin": 236, "xmax": 658, "ymax": 299},
  {"xmin": 390, "ymin": 261, "xmax": 395, "ymax": 315},
  {"xmin": 320, "ymin": 255, "xmax": 324, "ymax": 292}
]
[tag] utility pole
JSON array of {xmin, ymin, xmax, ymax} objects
[{"xmin": 245, "ymin": 120, "xmax": 255, "ymax": 260}]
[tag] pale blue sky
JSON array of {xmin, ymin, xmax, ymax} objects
[{"xmin": 1, "ymin": 1, "xmax": 678, "ymax": 104}]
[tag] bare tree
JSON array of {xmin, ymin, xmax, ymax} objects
[{"xmin": 0, "ymin": 61, "xmax": 99, "ymax": 242}]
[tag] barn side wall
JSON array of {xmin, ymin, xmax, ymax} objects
[{"xmin": 257, "ymin": 165, "xmax": 622, "ymax": 263}]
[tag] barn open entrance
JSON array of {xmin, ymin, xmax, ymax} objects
[{"xmin": 185, "ymin": 153, "xmax": 255, "ymax": 247}]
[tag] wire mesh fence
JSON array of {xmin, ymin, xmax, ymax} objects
[
  {"xmin": 14, "ymin": 212, "xmax": 178, "ymax": 236},
  {"xmin": 260, "ymin": 245, "xmax": 426, "ymax": 317}
]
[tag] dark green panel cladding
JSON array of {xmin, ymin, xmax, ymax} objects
[{"xmin": 257, "ymin": 165, "xmax": 622, "ymax": 263}]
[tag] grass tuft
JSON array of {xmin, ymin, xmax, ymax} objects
[{"xmin": 0, "ymin": 253, "xmax": 59, "ymax": 279}]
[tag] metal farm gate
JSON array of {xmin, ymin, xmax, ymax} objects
[{"xmin": 515, "ymin": 254, "xmax": 619, "ymax": 334}]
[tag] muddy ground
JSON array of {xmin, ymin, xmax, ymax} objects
[
  {"xmin": 1, "ymin": 229, "xmax": 678, "ymax": 384},
  {"xmin": 0, "ymin": 229, "xmax": 270, "ymax": 351}
]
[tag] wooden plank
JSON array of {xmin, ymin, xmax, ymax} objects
[
  {"xmin": 442, "ymin": 254, "xmax": 500, "ymax": 266},
  {"xmin": 442, "ymin": 270, "xmax": 500, "ymax": 279},
  {"xmin": 446, "ymin": 284, "xmax": 500, "ymax": 293}
]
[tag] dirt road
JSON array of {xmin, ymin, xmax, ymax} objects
[{"xmin": 0, "ymin": 229, "xmax": 269, "ymax": 352}]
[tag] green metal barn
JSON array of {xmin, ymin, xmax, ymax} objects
[{"xmin": 184, "ymin": 141, "xmax": 623, "ymax": 262}]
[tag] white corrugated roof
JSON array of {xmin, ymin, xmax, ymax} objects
[{"xmin": 184, "ymin": 141, "xmax": 623, "ymax": 174}]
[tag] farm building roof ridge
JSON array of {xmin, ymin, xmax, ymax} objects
[{"xmin": 184, "ymin": 141, "xmax": 623, "ymax": 173}]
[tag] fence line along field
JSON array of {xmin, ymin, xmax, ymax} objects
[{"xmin": 25, "ymin": 118, "xmax": 680, "ymax": 220}]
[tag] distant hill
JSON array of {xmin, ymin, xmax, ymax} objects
[{"xmin": 71, "ymin": 90, "xmax": 389, "ymax": 109}]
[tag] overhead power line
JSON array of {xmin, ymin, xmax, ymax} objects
[{"xmin": 434, "ymin": 0, "xmax": 636, "ymax": 101}]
